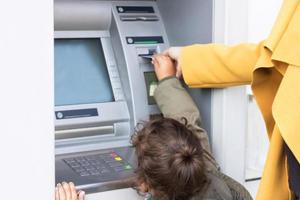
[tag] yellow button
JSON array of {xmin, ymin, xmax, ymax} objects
[{"xmin": 115, "ymin": 157, "xmax": 122, "ymax": 161}]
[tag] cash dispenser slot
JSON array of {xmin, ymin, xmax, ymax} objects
[{"xmin": 55, "ymin": 125, "xmax": 115, "ymax": 140}]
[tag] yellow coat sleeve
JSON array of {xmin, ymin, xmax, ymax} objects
[{"xmin": 180, "ymin": 42, "xmax": 264, "ymax": 88}]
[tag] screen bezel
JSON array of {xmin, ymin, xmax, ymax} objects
[{"xmin": 54, "ymin": 31, "xmax": 128, "ymax": 133}]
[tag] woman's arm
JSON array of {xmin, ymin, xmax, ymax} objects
[{"xmin": 165, "ymin": 42, "xmax": 264, "ymax": 88}]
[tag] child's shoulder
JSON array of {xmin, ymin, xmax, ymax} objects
[
  {"xmin": 202, "ymin": 170, "xmax": 253, "ymax": 200},
  {"xmin": 200, "ymin": 171, "xmax": 233, "ymax": 200}
]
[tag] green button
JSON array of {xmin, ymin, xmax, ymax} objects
[{"xmin": 125, "ymin": 165, "xmax": 132, "ymax": 170}]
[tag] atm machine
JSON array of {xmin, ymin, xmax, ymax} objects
[{"xmin": 54, "ymin": 0, "xmax": 214, "ymax": 197}]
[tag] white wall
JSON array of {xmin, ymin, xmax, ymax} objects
[
  {"xmin": 212, "ymin": 0, "xmax": 282, "ymax": 197},
  {"xmin": 0, "ymin": 1, "xmax": 54, "ymax": 200},
  {"xmin": 212, "ymin": 0, "xmax": 249, "ymax": 183},
  {"xmin": 248, "ymin": 0, "xmax": 282, "ymax": 42},
  {"xmin": 212, "ymin": 0, "xmax": 282, "ymax": 186}
]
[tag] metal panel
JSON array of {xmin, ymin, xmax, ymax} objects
[
  {"xmin": 157, "ymin": 0, "xmax": 213, "ymax": 134},
  {"xmin": 111, "ymin": 1, "xmax": 170, "ymax": 126}
]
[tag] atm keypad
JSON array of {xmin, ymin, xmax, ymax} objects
[{"xmin": 63, "ymin": 152, "xmax": 133, "ymax": 177}]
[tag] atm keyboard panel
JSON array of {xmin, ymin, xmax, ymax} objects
[{"xmin": 63, "ymin": 152, "xmax": 133, "ymax": 178}]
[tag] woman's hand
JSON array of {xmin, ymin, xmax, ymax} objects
[
  {"xmin": 55, "ymin": 182, "xmax": 85, "ymax": 200},
  {"xmin": 162, "ymin": 47, "xmax": 182, "ymax": 78},
  {"xmin": 152, "ymin": 54, "xmax": 176, "ymax": 81}
]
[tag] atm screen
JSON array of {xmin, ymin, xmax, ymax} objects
[
  {"xmin": 55, "ymin": 38, "xmax": 114, "ymax": 106},
  {"xmin": 144, "ymin": 71, "xmax": 158, "ymax": 105}
]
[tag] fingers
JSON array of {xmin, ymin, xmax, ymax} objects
[
  {"xmin": 162, "ymin": 49, "xmax": 170, "ymax": 56},
  {"xmin": 55, "ymin": 186, "xmax": 60, "ymax": 200},
  {"xmin": 151, "ymin": 54, "xmax": 176, "ymax": 81},
  {"xmin": 152, "ymin": 54, "xmax": 167, "ymax": 68},
  {"xmin": 151, "ymin": 56, "xmax": 158, "ymax": 68},
  {"xmin": 152, "ymin": 54, "xmax": 170, "ymax": 64},
  {"xmin": 57, "ymin": 183, "xmax": 66, "ymax": 200},
  {"xmin": 162, "ymin": 47, "xmax": 181, "ymax": 61},
  {"xmin": 175, "ymin": 62, "xmax": 182, "ymax": 78},
  {"xmin": 69, "ymin": 182, "xmax": 77, "ymax": 200},
  {"xmin": 78, "ymin": 191, "xmax": 85, "ymax": 200},
  {"xmin": 62, "ymin": 182, "xmax": 72, "ymax": 200},
  {"xmin": 153, "ymin": 51, "xmax": 183, "ymax": 80},
  {"xmin": 176, "ymin": 69, "xmax": 182, "ymax": 78},
  {"xmin": 152, "ymin": 55, "xmax": 163, "ymax": 72},
  {"xmin": 151, "ymin": 55, "xmax": 159, "ymax": 66},
  {"xmin": 56, "ymin": 182, "xmax": 81, "ymax": 200}
]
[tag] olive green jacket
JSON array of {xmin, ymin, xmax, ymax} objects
[{"xmin": 154, "ymin": 77, "xmax": 252, "ymax": 200}]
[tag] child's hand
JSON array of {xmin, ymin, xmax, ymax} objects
[
  {"xmin": 162, "ymin": 47, "xmax": 182, "ymax": 78},
  {"xmin": 55, "ymin": 182, "xmax": 85, "ymax": 200},
  {"xmin": 152, "ymin": 54, "xmax": 176, "ymax": 81}
]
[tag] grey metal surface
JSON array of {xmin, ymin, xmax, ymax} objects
[
  {"xmin": 111, "ymin": 1, "xmax": 169, "ymax": 127},
  {"xmin": 54, "ymin": 1, "xmax": 112, "ymax": 31},
  {"xmin": 56, "ymin": 146, "xmax": 137, "ymax": 194},
  {"xmin": 186, "ymin": 88, "xmax": 212, "ymax": 138},
  {"xmin": 157, "ymin": 0, "xmax": 213, "ymax": 134},
  {"xmin": 157, "ymin": 0, "xmax": 213, "ymax": 46}
]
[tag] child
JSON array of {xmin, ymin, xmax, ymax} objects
[{"xmin": 56, "ymin": 55, "xmax": 252, "ymax": 200}]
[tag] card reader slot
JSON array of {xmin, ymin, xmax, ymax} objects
[
  {"xmin": 55, "ymin": 126, "xmax": 114, "ymax": 140},
  {"xmin": 120, "ymin": 15, "xmax": 159, "ymax": 22},
  {"xmin": 137, "ymin": 48, "xmax": 157, "ymax": 59},
  {"xmin": 139, "ymin": 55, "xmax": 153, "ymax": 59}
]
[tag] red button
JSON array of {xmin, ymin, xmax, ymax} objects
[{"xmin": 110, "ymin": 152, "xmax": 118, "ymax": 157}]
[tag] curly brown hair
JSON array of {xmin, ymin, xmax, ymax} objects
[{"xmin": 131, "ymin": 118, "xmax": 208, "ymax": 200}]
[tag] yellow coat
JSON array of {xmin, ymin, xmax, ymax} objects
[{"xmin": 179, "ymin": 0, "xmax": 300, "ymax": 199}]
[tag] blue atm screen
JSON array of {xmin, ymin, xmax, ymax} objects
[{"xmin": 55, "ymin": 39, "xmax": 114, "ymax": 106}]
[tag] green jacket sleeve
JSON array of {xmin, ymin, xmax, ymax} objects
[{"xmin": 154, "ymin": 77, "xmax": 219, "ymax": 171}]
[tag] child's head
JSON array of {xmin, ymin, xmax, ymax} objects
[{"xmin": 131, "ymin": 118, "xmax": 207, "ymax": 200}]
